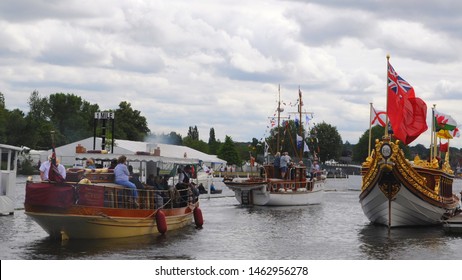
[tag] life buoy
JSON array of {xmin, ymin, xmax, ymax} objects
[
  {"xmin": 156, "ymin": 210, "xmax": 167, "ymax": 234},
  {"xmin": 193, "ymin": 207, "xmax": 204, "ymax": 229}
]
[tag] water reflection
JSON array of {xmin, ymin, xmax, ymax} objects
[
  {"xmin": 20, "ymin": 227, "xmax": 199, "ymax": 260},
  {"xmin": 357, "ymin": 224, "xmax": 453, "ymax": 259}
]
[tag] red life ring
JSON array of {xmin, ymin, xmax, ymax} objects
[
  {"xmin": 193, "ymin": 207, "xmax": 204, "ymax": 228},
  {"xmin": 156, "ymin": 210, "xmax": 167, "ymax": 234}
]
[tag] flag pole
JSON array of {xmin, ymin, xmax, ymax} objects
[
  {"xmin": 430, "ymin": 105, "xmax": 435, "ymax": 160},
  {"xmin": 369, "ymin": 102, "xmax": 373, "ymax": 156},
  {"xmin": 277, "ymin": 84, "xmax": 281, "ymax": 153},
  {"xmin": 433, "ymin": 105, "xmax": 438, "ymax": 161},
  {"xmin": 385, "ymin": 54, "xmax": 390, "ymax": 138}
]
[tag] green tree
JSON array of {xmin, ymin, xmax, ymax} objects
[
  {"xmin": 352, "ymin": 125, "xmax": 410, "ymax": 163},
  {"xmin": 5, "ymin": 109, "xmax": 27, "ymax": 146},
  {"xmin": 48, "ymin": 93, "xmax": 99, "ymax": 145},
  {"xmin": 187, "ymin": 126, "xmax": 199, "ymax": 141},
  {"xmin": 183, "ymin": 136, "xmax": 209, "ymax": 154},
  {"xmin": 218, "ymin": 135, "xmax": 241, "ymax": 166},
  {"xmin": 25, "ymin": 90, "xmax": 54, "ymax": 149},
  {"xmin": 208, "ymin": 127, "xmax": 220, "ymax": 155},
  {"xmin": 114, "ymin": 101, "xmax": 150, "ymax": 141},
  {"xmin": 309, "ymin": 122, "xmax": 342, "ymax": 163}
]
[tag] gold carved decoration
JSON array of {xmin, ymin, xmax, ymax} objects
[
  {"xmin": 379, "ymin": 182, "xmax": 400, "ymax": 199},
  {"xmin": 361, "ymin": 138, "xmax": 444, "ymax": 202}
]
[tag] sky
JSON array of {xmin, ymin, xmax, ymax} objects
[{"xmin": 1, "ymin": 0, "xmax": 462, "ymax": 149}]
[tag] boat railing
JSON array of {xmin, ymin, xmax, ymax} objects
[
  {"xmin": 101, "ymin": 185, "xmax": 194, "ymax": 210},
  {"xmin": 267, "ymin": 180, "xmax": 314, "ymax": 192}
]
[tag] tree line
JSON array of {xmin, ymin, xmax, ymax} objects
[{"xmin": 1, "ymin": 91, "xmax": 460, "ymax": 170}]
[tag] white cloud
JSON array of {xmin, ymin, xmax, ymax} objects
[{"xmin": 1, "ymin": 0, "xmax": 462, "ymax": 150}]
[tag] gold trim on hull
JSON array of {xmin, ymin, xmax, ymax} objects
[{"xmin": 360, "ymin": 138, "xmax": 459, "ymax": 226}]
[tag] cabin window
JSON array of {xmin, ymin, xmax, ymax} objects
[{"xmin": 0, "ymin": 149, "xmax": 15, "ymax": 171}]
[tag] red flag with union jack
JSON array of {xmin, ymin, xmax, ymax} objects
[{"xmin": 387, "ymin": 61, "xmax": 427, "ymax": 145}]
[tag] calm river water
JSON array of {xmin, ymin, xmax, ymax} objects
[{"xmin": 2, "ymin": 175, "xmax": 462, "ymax": 260}]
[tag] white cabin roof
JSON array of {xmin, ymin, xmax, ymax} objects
[{"xmin": 42, "ymin": 137, "xmax": 226, "ymax": 167}]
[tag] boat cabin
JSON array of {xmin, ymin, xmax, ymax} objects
[{"xmin": 0, "ymin": 144, "xmax": 23, "ymax": 215}]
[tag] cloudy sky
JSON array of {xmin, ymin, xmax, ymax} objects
[{"xmin": 1, "ymin": 0, "xmax": 462, "ymax": 148}]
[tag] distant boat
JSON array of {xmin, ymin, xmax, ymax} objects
[
  {"xmin": 360, "ymin": 58, "xmax": 460, "ymax": 227},
  {"xmin": 25, "ymin": 152, "xmax": 203, "ymax": 240},
  {"xmin": 225, "ymin": 166, "xmax": 324, "ymax": 206},
  {"xmin": 225, "ymin": 88, "xmax": 325, "ymax": 206},
  {"xmin": 0, "ymin": 144, "xmax": 23, "ymax": 215}
]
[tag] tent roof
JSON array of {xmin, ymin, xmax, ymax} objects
[{"xmin": 47, "ymin": 137, "xmax": 226, "ymax": 165}]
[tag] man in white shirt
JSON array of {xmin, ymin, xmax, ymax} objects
[{"xmin": 39, "ymin": 156, "xmax": 66, "ymax": 181}]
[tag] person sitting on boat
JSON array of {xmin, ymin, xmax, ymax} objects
[
  {"xmin": 197, "ymin": 183, "xmax": 207, "ymax": 194},
  {"xmin": 128, "ymin": 164, "xmax": 144, "ymax": 189},
  {"xmin": 85, "ymin": 158, "xmax": 96, "ymax": 170},
  {"xmin": 310, "ymin": 160, "xmax": 321, "ymax": 181},
  {"xmin": 176, "ymin": 165, "xmax": 199, "ymax": 203},
  {"xmin": 210, "ymin": 183, "xmax": 217, "ymax": 193},
  {"xmin": 114, "ymin": 155, "xmax": 139, "ymax": 207},
  {"xmin": 109, "ymin": 159, "xmax": 117, "ymax": 170},
  {"xmin": 146, "ymin": 174, "xmax": 164, "ymax": 208},
  {"xmin": 279, "ymin": 152, "xmax": 292, "ymax": 179}
]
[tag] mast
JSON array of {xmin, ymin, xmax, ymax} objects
[
  {"xmin": 298, "ymin": 87, "xmax": 303, "ymax": 161},
  {"xmin": 430, "ymin": 105, "xmax": 435, "ymax": 160},
  {"xmin": 277, "ymin": 84, "xmax": 281, "ymax": 153},
  {"xmin": 368, "ymin": 103, "xmax": 373, "ymax": 156}
]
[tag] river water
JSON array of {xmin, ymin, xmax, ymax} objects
[{"xmin": 2, "ymin": 175, "xmax": 462, "ymax": 260}]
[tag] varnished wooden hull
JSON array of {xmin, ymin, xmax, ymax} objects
[
  {"xmin": 25, "ymin": 208, "xmax": 194, "ymax": 239},
  {"xmin": 24, "ymin": 180, "xmax": 198, "ymax": 239}
]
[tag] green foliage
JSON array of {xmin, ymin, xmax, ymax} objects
[
  {"xmin": 208, "ymin": 127, "xmax": 220, "ymax": 155},
  {"xmin": 352, "ymin": 125, "xmax": 410, "ymax": 163},
  {"xmin": 183, "ymin": 136, "xmax": 209, "ymax": 154},
  {"xmin": 309, "ymin": 122, "xmax": 342, "ymax": 162},
  {"xmin": 18, "ymin": 156, "xmax": 36, "ymax": 175},
  {"xmin": 218, "ymin": 135, "xmax": 241, "ymax": 165},
  {"xmin": 187, "ymin": 126, "xmax": 199, "ymax": 141},
  {"xmin": 114, "ymin": 101, "xmax": 150, "ymax": 141}
]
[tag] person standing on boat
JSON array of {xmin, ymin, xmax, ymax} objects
[
  {"xmin": 114, "ymin": 155, "xmax": 139, "ymax": 205},
  {"xmin": 39, "ymin": 156, "xmax": 66, "ymax": 181},
  {"xmin": 279, "ymin": 152, "xmax": 292, "ymax": 179},
  {"xmin": 273, "ymin": 152, "xmax": 281, "ymax": 178}
]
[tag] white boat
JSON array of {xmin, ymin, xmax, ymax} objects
[
  {"xmin": 225, "ymin": 88, "xmax": 325, "ymax": 206},
  {"xmin": 0, "ymin": 144, "xmax": 23, "ymax": 215},
  {"xmin": 225, "ymin": 165, "xmax": 324, "ymax": 206}
]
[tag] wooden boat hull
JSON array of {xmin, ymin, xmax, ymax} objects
[
  {"xmin": 25, "ymin": 209, "xmax": 193, "ymax": 239},
  {"xmin": 226, "ymin": 179, "xmax": 324, "ymax": 206},
  {"xmin": 24, "ymin": 180, "xmax": 199, "ymax": 239},
  {"xmin": 360, "ymin": 139, "xmax": 460, "ymax": 227}
]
